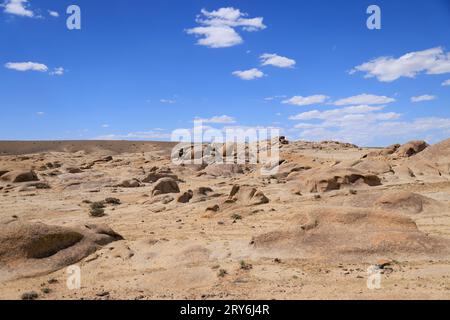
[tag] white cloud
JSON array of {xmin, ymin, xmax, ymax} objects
[
  {"xmin": 260, "ymin": 53, "xmax": 296, "ymax": 68},
  {"xmin": 48, "ymin": 10, "xmax": 59, "ymax": 17},
  {"xmin": 292, "ymin": 117, "xmax": 450, "ymax": 146},
  {"xmin": 289, "ymin": 105, "xmax": 390, "ymax": 121},
  {"xmin": 195, "ymin": 115, "xmax": 236, "ymax": 124},
  {"xmin": 282, "ymin": 95, "xmax": 328, "ymax": 106},
  {"xmin": 411, "ymin": 95, "xmax": 436, "ymax": 103},
  {"xmin": 160, "ymin": 98, "xmax": 176, "ymax": 104},
  {"xmin": 3, "ymin": 0, "xmax": 34, "ymax": 17},
  {"xmin": 264, "ymin": 95, "xmax": 286, "ymax": 102},
  {"xmin": 333, "ymin": 93, "xmax": 396, "ymax": 106},
  {"xmin": 5, "ymin": 61, "xmax": 48, "ymax": 72},
  {"xmin": 350, "ymin": 47, "xmax": 450, "ymax": 82},
  {"xmin": 232, "ymin": 68, "xmax": 264, "ymax": 80},
  {"xmin": 186, "ymin": 7, "xmax": 265, "ymax": 48},
  {"xmin": 50, "ymin": 67, "xmax": 64, "ymax": 76},
  {"xmin": 442, "ymin": 79, "xmax": 450, "ymax": 86},
  {"xmin": 288, "ymin": 102, "xmax": 450, "ymax": 146},
  {"xmin": 101, "ymin": 124, "xmax": 109, "ymax": 128},
  {"xmin": 95, "ymin": 130, "xmax": 172, "ymax": 141},
  {"xmin": 36, "ymin": 111, "xmax": 44, "ymax": 116},
  {"xmin": 186, "ymin": 26, "xmax": 242, "ymax": 48}
]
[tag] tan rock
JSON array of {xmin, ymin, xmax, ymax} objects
[
  {"xmin": 288, "ymin": 167, "xmax": 381, "ymax": 193},
  {"xmin": 0, "ymin": 222, "xmax": 122, "ymax": 281},
  {"xmin": 152, "ymin": 177, "xmax": 180, "ymax": 196},
  {"xmin": 1, "ymin": 170, "xmax": 39, "ymax": 183}
]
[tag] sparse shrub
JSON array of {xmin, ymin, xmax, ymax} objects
[
  {"xmin": 239, "ymin": 260, "xmax": 252, "ymax": 270},
  {"xmin": 41, "ymin": 287, "xmax": 51, "ymax": 294},
  {"xmin": 231, "ymin": 213, "xmax": 242, "ymax": 220},
  {"xmin": 90, "ymin": 201, "xmax": 105, "ymax": 210},
  {"xmin": 89, "ymin": 207, "xmax": 105, "ymax": 217},
  {"xmin": 218, "ymin": 269, "xmax": 228, "ymax": 277},
  {"xmin": 21, "ymin": 291, "xmax": 38, "ymax": 300},
  {"xmin": 104, "ymin": 197, "xmax": 121, "ymax": 205}
]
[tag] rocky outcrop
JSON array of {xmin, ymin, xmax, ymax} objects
[
  {"xmin": 394, "ymin": 140, "xmax": 429, "ymax": 158},
  {"xmin": 203, "ymin": 164, "xmax": 244, "ymax": 177},
  {"xmin": 120, "ymin": 178, "xmax": 141, "ymax": 188},
  {"xmin": 142, "ymin": 167, "xmax": 178, "ymax": 183},
  {"xmin": 1, "ymin": 170, "xmax": 39, "ymax": 183},
  {"xmin": 0, "ymin": 222, "xmax": 123, "ymax": 281},
  {"xmin": 288, "ymin": 167, "xmax": 381, "ymax": 193},
  {"xmin": 226, "ymin": 185, "xmax": 269, "ymax": 206},
  {"xmin": 252, "ymin": 207, "xmax": 448, "ymax": 261},
  {"xmin": 152, "ymin": 177, "xmax": 180, "ymax": 196}
]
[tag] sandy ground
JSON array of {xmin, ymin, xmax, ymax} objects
[{"xmin": 0, "ymin": 139, "xmax": 449, "ymax": 300}]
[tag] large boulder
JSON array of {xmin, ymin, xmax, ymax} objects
[
  {"xmin": 394, "ymin": 140, "xmax": 429, "ymax": 158},
  {"xmin": 0, "ymin": 170, "xmax": 39, "ymax": 183},
  {"xmin": 226, "ymin": 185, "xmax": 269, "ymax": 206},
  {"xmin": 177, "ymin": 190, "xmax": 194, "ymax": 203},
  {"xmin": 120, "ymin": 178, "xmax": 141, "ymax": 188},
  {"xmin": 252, "ymin": 207, "xmax": 448, "ymax": 262},
  {"xmin": 203, "ymin": 164, "xmax": 244, "ymax": 177},
  {"xmin": 288, "ymin": 167, "xmax": 381, "ymax": 193},
  {"xmin": 374, "ymin": 191, "xmax": 441, "ymax": 215},
  {"xmin": 273, "ymin": 162, "xmax": 311, "ymax": 179},
  {"xmin": 0, "ymin": 222, "xmax": 123, "ymax": 281},
  {"xmin": 152, "ymin": 177, "xmax": 180, "ymax": 196},
  {"xmin": 353, "ymin": 159, "xmax": 393, "ymax": 175},
  {"xmin": 410, "ymin": 138, "xmax": 450, "ymax": 175},
  {"xmin": 142, "ymin": 167, "xmax": 178, "ymax": 183},
  {"xmin": 364, "ymin": 144, "xmax": 400, "ymax": 157}
]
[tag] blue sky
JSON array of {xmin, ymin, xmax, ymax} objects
[{"xmin": 1, "ymin": 0, "xmax": 450, "ymax": 146}]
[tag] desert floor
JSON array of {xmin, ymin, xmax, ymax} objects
[{"xmin": 0, "ymin": 139, "xmax": 449, "ymax": 300}]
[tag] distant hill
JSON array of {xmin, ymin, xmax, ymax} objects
[{"xmin": 0, "ymin": 140, "xmax": 178, "ymax": 156}]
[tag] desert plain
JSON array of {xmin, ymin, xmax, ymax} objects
[{"xmin": 0, "ymin": 138, "xmax": 449, "ymax": 300}]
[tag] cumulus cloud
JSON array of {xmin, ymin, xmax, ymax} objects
[
  {"xmin": 186, "ymin": 7, "xmax": 266, "ymax": 48},
  {"xmin": 264, "ymin": 95, "xmax": 286, "ymax": 102},
  {"xmin": 260, "ymin": 53, "xmax": 296, "ymax": 68},
  {"xmin": 50, "ymin": 67, "xmax": 64, "ymax": 76},
  {"xmin": 48, "ymin": 10, "xmax": 59, "ymax": 17},
  {"xmin": 288, "ymin": 103, "xmax": 450, "ymax": 146},
  {"xmin": 5, "ymin": 61, "xmax": 48, "ymax": 72},
  {"xmin": 195, "ymin": 115, "xmax": 236, "ymax": 124},
  {"xmin": 232, "ymin": 68, "xmax": 264, "ymax": 80},
  {"xmin": 289, "ymin": 105, "xmax": 391, "ymax": 121},
  {"xmin": 3, "ymin": 0, "xmax": 34, "ymax": 17},
  {"xmin": 411, "ymin": 95, "xmax": 436, "ymax": 103},
  {"xmin": 292, "ymin": 117, "xmax": 450, "ymax": 146},
  {"xmin": 95, "ymin": 130, "xmax": 172, "ymax": 141},
  {"xmin": 160, "ymin": 98, "xmax": 176, "ymax": 104},
  {"xmin": 442, "ymin": 79, "xmax": 450, "ymax": 86},
  {"xmin": 333, "ymin": 93, "xmax": 396, "ymax": 106},
  {"xmin": 350, "ymin": 47, "xmax": 450, "ymax": 82},
  {"xmin": 282, "ymin": 95, "xmax": 328, "ymax": 106}
]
